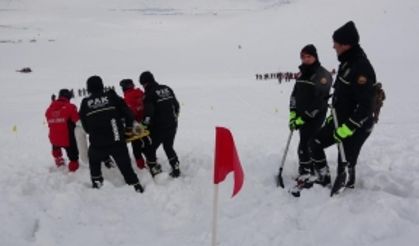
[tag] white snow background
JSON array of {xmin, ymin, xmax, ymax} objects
[{"xmin": 1, "ymin": 0, "xmax": 419, "ymax": 245}]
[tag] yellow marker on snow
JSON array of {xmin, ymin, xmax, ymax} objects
[{"xmin": 12, "ymin": 125, "xmax": 17, "ymax": 133}]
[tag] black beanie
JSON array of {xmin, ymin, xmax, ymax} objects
[
  {"xmin": 300, "ymin": 44, "xmax": 318, "ymax": 60},
  {"xmin": 333, "ymin": 21, "xmax": 359, "ymax": 45},
  {"xmin": 58, "ymin": 89, "xmax": 72, "ymax": 99},
  {"xmin": 87, "ymin": 75, "xmax": 104, "ymax": 94},
  {"xmin": 119, "ymin": 79, "xmax": 134, "ymax": 91},
  {"xmin": 139, "ymin": 71, "xmax": 155, "ymax": 85}
]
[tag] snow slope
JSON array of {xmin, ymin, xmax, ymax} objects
[{"xmin": 1, "ymin": 0, "xmax": 419, "ymax": 245}]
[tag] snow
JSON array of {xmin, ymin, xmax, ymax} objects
[{"xmin": 1, "ymin": 0, "xmax": 419, "ymax": 245}]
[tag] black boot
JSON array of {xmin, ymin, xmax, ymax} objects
[
  {"xmin": 346, "ymin": 167, "xmax": 355, "ymax": 188},
  {"xmin": 133, "ymin": 183, "xmax": 144, "ymax": 193},
  {"xmin": 148, "ymin": 162, "xmax": 162, "ymax": 177},
  {"xmin": 314, "ymin": 165, "xmax": 331, "ymax": 187},
  {"xmin": 169, "ymin": 160, "xmax": 181, "ymax": 178},
  {"xmin": 295, "ymin": 165, "xmax": 315, "ymax": 189},
  {"xmin": 289, "ymin": 165, "xmax": 315, "ymax": 197},
  {"xmin": 92, "ymin": 177, "xmax": 104, "ymax": 189}
]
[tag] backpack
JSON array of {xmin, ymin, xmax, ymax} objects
[{"xmin": 372, "ymin": 82, "xmax": 386, "ymax": 123}]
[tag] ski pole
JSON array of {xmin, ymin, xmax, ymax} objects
[{"xmin": 276, "ymin": 130, "xmax": 293, "ymax": 188}]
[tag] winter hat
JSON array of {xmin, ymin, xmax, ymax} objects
[
  {"xmin": 333, "ymin": 21, "xmax": 359, "ymax": 45},
  {"xmin": 58, "ymin": 89, "xmax": 72, "ymax": 99},
  {"xmin": 139, "ymin": 71, "xmax": 155, "ymax": 85},
  {"xmin": 300, "ymin": 44, "xmax": 318, "ymax": 60},
  {"xmin": 87, "ymin": 75, "xmax": 104, "ymax": 94},
  {"xmin": 119, "ymin": 79, "xmax": 134, "ymax": 91}
]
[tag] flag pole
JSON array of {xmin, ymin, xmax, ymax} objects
[{"xmin": 211, "ymin": 183, "xmax": 219, "ymax": 246}]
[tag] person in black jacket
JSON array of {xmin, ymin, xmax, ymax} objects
[
  {"xmin": 309, "ymin": 21, "xmax": 377, "ymax": 191},
  {"xmin": 79, "ymin": 75, "xmax": 144, "ymax": 193},
  {"xmin": 138, "ymin": 71, "xmax": 181, "ymax": 178},
  {"xmin": 289, "ymin": 44, "xmax": 333, "ymax": 187}
]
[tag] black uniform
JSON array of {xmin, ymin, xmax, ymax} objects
[
  {"xmin": 79, "ymin": 81, "xmax": 141, "ymax": 189},
  {"xmin": 310, "ymin": 44, "xmax": 376, "ymax": 187},
  {"xmin": 141, "ymin": 79, "xmax": 180, "ymax": 177},
  {"xmin": 290, "ymin": 61, "xmax": 332, "ymax": 174}
]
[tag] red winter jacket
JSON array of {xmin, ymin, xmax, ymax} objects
[
  {"xmin": 45, "ymin": 97, "xmax": 79, "ymax": 147},
  {"xmin": 123, "ymin": 88, "xmax": 144, "ymax": 122}
]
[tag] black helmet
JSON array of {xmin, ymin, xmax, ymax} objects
[
  {"xmin": 87, "ymin": 75, "xmax": 104, "ymax": 94},
  {"xmin": 58, "ymin": 89, "xmax": 73, "ymax": 99},
  {"xmin": 119, "ymin": 79, "xmax": 134, "ymax": 92}
]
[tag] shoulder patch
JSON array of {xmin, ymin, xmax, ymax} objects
[
  {"xmin": 320, "ymin": 77, "xmax": 328, "ymax": 85},
  {"xmin": 357, "ymin": 75, "xmax": 368, "ymax": 85}
]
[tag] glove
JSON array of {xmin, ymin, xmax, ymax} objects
[
  {"xmin": 289, "ymin": 111, "xmax": 296, "ymax": 130},
  {"xmin": 333, "ymin": 123, "xmax": 355, "ymax": 142},
  {"xmin": 289, "ymin": 111, "xmax": 305, "ymax": 130},
  {"xmin": 132, "ymin": 121, "xmax": 147, "ymax": 135}
]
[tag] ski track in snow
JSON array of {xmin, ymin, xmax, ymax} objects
[{"xmin": 1, "ymin": 0, "xmax": 419, "ymax": 245}]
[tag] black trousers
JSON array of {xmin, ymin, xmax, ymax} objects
[
  {"xmin": 309, "ymin": 120, "xmax": 372, "ymax": 171},
  {"xmin": 88, "ymin": 143, "xmax": 139, "ymax": 185},
  {"xmin": 144, "ymin": 125, "xmax": 178, "ymax": 166},
  {"xmin": 297, "ymin": 112, "xmax": 326, "ymax": 172},
  {"xmin": 130, "ymin": 139, "xmax": 145, "ymax": 160}
]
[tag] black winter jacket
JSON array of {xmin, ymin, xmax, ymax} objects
[
  {"xmin": 79, "ymin": 90, "xmax": 134, "ymax": 147},
  {"xmin": 332, "ymin": 44, "xmax": 376, "ymax": 130},
  {"xmin": 290, "ymin": 61, "xmax": 333, "ymax": 121},
  {"xmin": 142, "ymin": 81, "xmax": 180, "ymax": 130}
]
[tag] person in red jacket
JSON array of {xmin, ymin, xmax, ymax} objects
[
  {"xmin": 119, "ymin": 79, "xmax": 147, "ymax": 169},
  {"xmin": 45, "ymin": 89, "xmax": 80, "ymax": 172}
]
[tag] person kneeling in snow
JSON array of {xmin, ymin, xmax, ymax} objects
[{"xmin": 45, "ymin": 89, "xmax": 80, "ymax": 172}]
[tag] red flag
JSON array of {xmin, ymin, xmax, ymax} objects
[{"xmin": 214, "ymin": 127, "xmax": 244, "ymax": 197}]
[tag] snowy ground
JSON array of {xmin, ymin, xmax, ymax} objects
[{"xmin": 1, "ymin": 0, "xmax": 419, "ymax": 245}]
